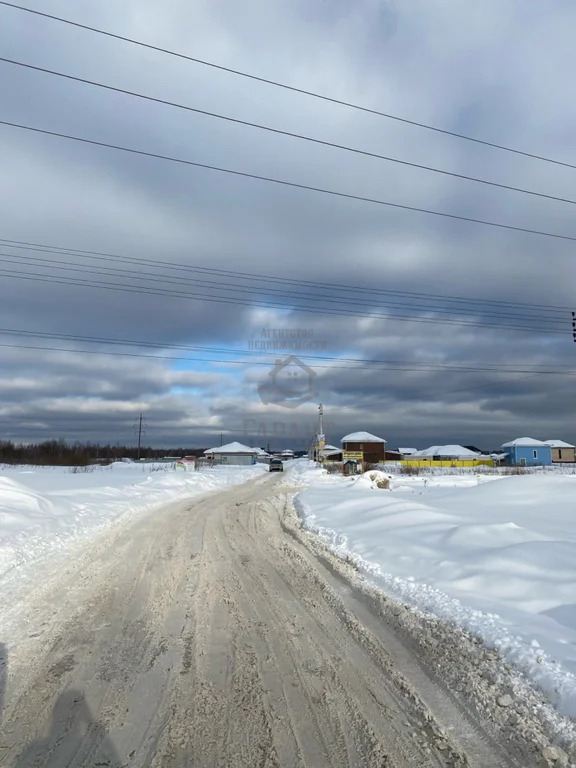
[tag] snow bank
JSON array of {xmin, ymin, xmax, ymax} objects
[
  {"xmin": 0, "ymin": 462, "xmax": 265, "ymax": 587},
  {"xmin": 291, "ymin": 461, "xmax": 576, "ymax": 716}
]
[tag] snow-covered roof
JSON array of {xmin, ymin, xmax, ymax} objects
[
  {"xmin": 341, "ymin": 431, "xmax": 386, "ymax": 443},
  {"xmin": 205, "ymin": 441, "xmax": 258, "ymax": 454},
  {"xmin": 544, "ymin": 440, "xmax": 575, "ymax": 449},
  {"xmin": 501, "ymin": 437, "xmax": 549, "ymax": 448},
  {"xmin": 253, "ymin": 447, "xmax": 269, "ymax": 455},
  {"xmin": 398, "ymin": 447, "xmax": 418, "ymax": 455},
  {"xmin": 413, "ymin": 445, "xmax": 479, "ymax": 457},
  {"xmin": 321, "ymin": 444, "xmax": 341, "ymax": 453}
]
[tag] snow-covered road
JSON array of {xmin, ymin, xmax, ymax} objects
[{"xmin": 0, "ymin": 472, "xmax": 564, "ymax": 766}]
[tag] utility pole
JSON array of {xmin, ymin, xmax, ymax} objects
[
  {"xmin": 137, "ymin": 413, "xmax": 143, "ymax": 460},
  {"xmin": 316, "ymin": 403, "xmax": 325, "ymax": 465}
]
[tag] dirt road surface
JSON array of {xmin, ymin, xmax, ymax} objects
[{"xmin": 0, "ymin": 474, "xmax": 568, "ymax": 766}]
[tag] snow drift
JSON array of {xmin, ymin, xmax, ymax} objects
[{"xmin": 292, "ymin": 462, "xmax": 576, "ymax": 716}]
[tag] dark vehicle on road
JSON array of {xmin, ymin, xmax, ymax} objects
[{"xmin": 269, "ymin": 458, "xmax": 284, "ymax": 472}]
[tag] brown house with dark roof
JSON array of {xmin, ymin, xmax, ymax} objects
[{"xmin": 340, "ymin": 431, "xmax": 386, "ymax": 464}]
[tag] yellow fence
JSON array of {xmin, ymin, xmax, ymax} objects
[{"xmin": 393, "ymin": 459, "xmax": 494, "ymax": 468}]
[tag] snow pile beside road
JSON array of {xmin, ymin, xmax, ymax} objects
[
  {"xmin": 0, "ymin": 462, "xmax": 265, "ymax": 585},
  {"xmin": 291, "ymin": 461, "xmax": 576, "ymax": 716}
]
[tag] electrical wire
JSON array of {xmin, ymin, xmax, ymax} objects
[
  {"xmin": 0, "ymin": 237, "xmax": 572, "ymax": 313},
  {"xmin": 1, "ymin": 338, "xmax": 576, "ymax": 377},
  {"xmin": 1, "ymin": 325, "xmax": 575, "ymax": 374},
  {"xmin": 2, "ymin": 57, "xmax": 575, "ymax": 208},
  {"xmin": 1, "ymin": 1, "xmax": 575, "ymax": 170},
  {"xmin": 0, "ymin": 266, "xmax": 570, "ymax": 336},
  {"xmin": 3, "ymin": 120, "xmax": 576, "ymax": 244},
  {"xmin": 0, "ymin": 249, "xmax": 568, "ymax": 328}
]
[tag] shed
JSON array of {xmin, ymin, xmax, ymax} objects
[
  {"xmin": 341, "ymin": 431, "xmax": 386, "ymax": 464},
  {"xmin": 204, "ymin": 441, "xmax": 258, "ymax": 466},
  {"xmin": 501, "ymin": 437, "xmax": 552, "ymax": 467},
  {"xmin": 544, "ymin": 440, "xmax": 576, "ymax": 464}
]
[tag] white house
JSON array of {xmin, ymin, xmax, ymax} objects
[
  {"xmin": 412, "ymin": 445, "xmax": 480, "ymax": 459},
  {"xmin": 320, "ymin": 444, "xmax": 341, "ymax": 458},
  {"xmin": 203, "ymin": 441, "xmax": 258, "ymax": 466}
]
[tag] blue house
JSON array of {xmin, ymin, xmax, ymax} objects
[{"xmin": 501, "ymin": 437, "xmax": 552, "ymax": 466}]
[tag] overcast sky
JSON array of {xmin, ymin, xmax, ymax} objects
[{"xmin": 1, "ymin": 0, "xmax": 576, "ymax": 451}]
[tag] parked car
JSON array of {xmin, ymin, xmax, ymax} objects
[{"xmin": 269, "ymin": 458, "xmax": 284, "ymax": 472}]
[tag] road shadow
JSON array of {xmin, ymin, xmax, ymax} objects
[{"xmin": 12, "ymin": 689, "xmax": 121, "ymax": 768}]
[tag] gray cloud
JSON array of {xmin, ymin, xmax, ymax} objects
[{"xmin": 0, "ymin": 0, "xmax": 575, "ymax": 451}]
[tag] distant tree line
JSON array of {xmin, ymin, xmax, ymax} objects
[{"xmin": 0, "ymin": 440, "xmax": 207, "ymax": 466}]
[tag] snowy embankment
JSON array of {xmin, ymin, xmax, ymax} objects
[
  {"xmin": 0, "ymin": 462, "xmax": 265, "ymax": 588},
  {"xmin": 290, "ymin": 461, "xmax": 576, "ymax": 717}
]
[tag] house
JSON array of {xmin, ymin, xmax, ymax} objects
[
  {"xmin": 404, "ymin": 445, "xmax": 493, "ymax": 467},
  {"xmin": 341, "ymin": 431, "xmax": 386, "ymax": 464},
  {"xmin": 252, "ymin": 447, "xmax": 270, "ymax": 463},
  {"xmin": 319, "ymin": 444, "xmax": 342, "ymax": 460},
  {"xmin": 501, "ymin": 437, "xmax": 552, "ymax": 467},
  {"xmin": 398, "ymin": 447, "xmax": 418, "ymax": 456},
  {"xmin": 544, "ymin": 440, "xmax": 576, "ymax": 463},
  {"xmin": 203, "ymin": 441, "xmax": 258, "ymax": 466},
  {"xmin": 412, "ymin": 445, "xmax": 480, "ymax": 460},
  {"xmin": 280, "ymin": 449, "xmax": 295, "ymax": 459}
]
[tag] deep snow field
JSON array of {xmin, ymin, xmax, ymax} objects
[
  {"xmin": 292, "ymin": 461, "xmax": 576, "ymax": 717},
  {"xmin": 0, "ymin": 461, "xmax": 266, "ymax": 588}
]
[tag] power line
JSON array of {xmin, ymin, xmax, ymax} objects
[
  {"xmin": 2, "ymin": 335, "xmax": 575, "ymax": 410},
  {"xmin": 1, "ymin": 1, "xmax": 575, "ymax": 171},
  {"xmin": 1, "ymin": 325, "xmax": 575, "ymax": 373},
  {"xmin": 1, "ymin": 336, "xmax": 576, "ymax": 377},
  {"xmin": 3, "ymin": 57, "xmax": 576, "ymax": 209},
  {"xmin": 0, "ymin": 240, "xmax": 571, "ymax": 335},
  {"xmin": 3, "ymin": 120, "xmax": 576, "ymax": 244},
  {"xmin": 0, "ymin": 249, "xmax": 568, "ymax": 328},
  {"xmin": 0, "ymin": 237, "xmax": 571, "ymax": 314},
  {"xmin": 0, "ymin": 265, "xmax": 570, "ymax": 336}
]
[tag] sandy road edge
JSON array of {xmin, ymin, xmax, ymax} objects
[{"xmin": 278, "ymin": 483, "xmax": 576, "ymax": 766}]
